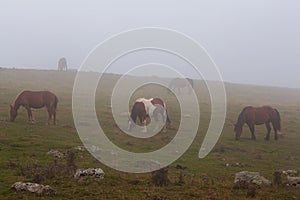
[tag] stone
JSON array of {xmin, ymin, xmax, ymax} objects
[
  {"xmin": 282, "ymin": 170, "xmax": 298, "ymax": 176},
  {"xmin": 47, "ymin": 149, "xmax": 64, "ymax": 158},
  {"xmin": 234, "ymin": 171, "xmax": 271, "ymax": 188},
  {"xmin": 74, "ymin": 146, "xmax": 86, "ymax": 151},
  {"xmin": 11, "ymin": 182, "xmax": 56, "ymax": 196},
  {"xmin": 74, "ymin": 168, "xmax": 105, "ymax": 179},
  {"xmin": 287, "ymin": 176, "xmax": 300, "ymax": 187}
]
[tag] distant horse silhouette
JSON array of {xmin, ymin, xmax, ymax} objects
[
  {"xmin": 10, "ymin": 90, "xmax": 58, "ymax": 125},
  {"xmin": 128, "ymin": 98, "xmax": 171, "ymax": 132},
  {"xmin": 57, "ymin": 57, "xmax": 67, "ymax": 71},
  {"xmin": 168, "ymin": 78, "xmax": 194, "ymax": 94},
  {"xmin": 234, "ymin": 106, "xmax": 281, "ymax": 141}
]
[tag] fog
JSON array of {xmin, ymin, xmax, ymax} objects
[{"xmin": 0, "ymin": 0, "xmax": 299, "ymax": 88}]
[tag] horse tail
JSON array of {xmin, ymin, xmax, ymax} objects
[
  {"xmin": 274, "ymin": 109, "xmax": 281, "ymax": 132},
  {"xmin": 166, "ymin": 110, "xmax": 171, "ymax": 124},
  {"xmin": 130, "ymin": 103, "xmax": 138, "ymax": 122},
  {"xmin": 54, "ymin": 95, "xmax": 59, "ymax": 111}
]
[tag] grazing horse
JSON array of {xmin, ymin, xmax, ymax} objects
[
  {"xmin": 234, "ymin": 106, "xmax": 281, "ymax": 141},
  {"xmin": 168, "ymin": 78, "xmax": 194, "ymax": 94},
  {"xmin": 128, "ymin": 98, "xmax": 171, "ymax": 132},
  {"xmin": 10, "ymin": 90, "xmax": 58, "ymax": 125},
  {"xmin": 57, "ymin": 57, "xmax": 67, "ymax": 71}
]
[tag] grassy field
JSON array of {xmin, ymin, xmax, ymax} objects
[{"xmin": 0, "ymin": 68, "xmax": 300, "ymax": 199}]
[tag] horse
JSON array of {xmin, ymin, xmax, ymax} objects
[
  {"xmin": 168, "ymin": 78, "xmax": 194, "ymax": 94},
  {"xmin": 234, "ymin": 106, "xmax": 281, "ymax": 141},
  {"xmin": 57, "ymin": 57, "xmax": 67, "ymax": 71},
  {"xmin": 10, "ymin": 90, "xmax": 58, "ymax": 125},
  {"xmin": 128, "ymin": 98, "xmax": 171, "ymax": 132}
]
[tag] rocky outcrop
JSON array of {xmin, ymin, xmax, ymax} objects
[
  {"xmin": 47, "ymin": 149, "xmax": 64, "ymax": 158},
  {"xmin": 234, "ymin": 171, "xmax": 271, "ymax": 188},
  {"xmin": 74, "ymin": 168, "xmax": 105, "ymax": 179},
  {"xmin": 11, "ymin": 182, "xmax": 56, "ymax": 196},
  {"xmin": 287, "ymin": 176, "xmax": 300, "ymax": 187}
]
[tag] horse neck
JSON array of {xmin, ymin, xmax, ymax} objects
[
  {"xmin": 236, "ymin": 114, "xmax": 245, "ymax": 127},
  {"xmin": 13, "ymin": 96, "xmax": 22, "ymax": 110}
]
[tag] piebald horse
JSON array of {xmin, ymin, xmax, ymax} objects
[
  {"xmin": 128, "ymin": 98, "xmax": 171, "ymax": 132},
  {"xmin": 10, "ymin": 90, "xmax": 58, "ymax": 124}
]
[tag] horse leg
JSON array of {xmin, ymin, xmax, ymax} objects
[
  {"xmin": 265, "ymin": 122, "xmax": 271, "ymax": 141},
  {"xmin": 53, "ymin": 109, "xmax": 56, "ymax": 125},
  {"xmin": 47, "ymin": 108, "xmax": 52, "ymax": 125},
  {"xmin": 248, "ymin": 123, "xmax": 256, "ymax": 140},
  {"xmin": 271, "ymin": 122, "xmax": 278, "ymax": 140},
  {"xmin": 162, "ymin": 110, "xmax": 168, "ymax": 132},
  {"xmin": 25, "ymin": 106, "xmax": 33, "ymax": 122},
  {"xmin": 142, "ymin": 119, "xmax": 147, "ymax": 133},
  {"xmin": 139, "ymin": 115, "xmax": 147, "ymax": 133}
]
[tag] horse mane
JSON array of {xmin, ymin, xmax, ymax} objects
[
  {"xmin": 12, "ymin": 90, "xmax": 27, "ymax": 108},
  {"xmin": 236, "ymin": 106, "xmax": 253, "ymax": 125}
]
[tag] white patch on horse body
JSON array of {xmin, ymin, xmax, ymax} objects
[{"xmin": 135, "ymin": 98, "xmax": 156, "ymax": 116}]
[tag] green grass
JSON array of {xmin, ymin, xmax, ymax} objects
[{"xmin": 0, "ymin": 68, "xmax": 300, "ymax": 199}]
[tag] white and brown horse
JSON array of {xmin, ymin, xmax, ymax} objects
[{"xmin": 128, "ymin": 98, "xmax": 171, "ymax": 132}]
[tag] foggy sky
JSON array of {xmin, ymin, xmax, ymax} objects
[{"xmin": 0, "ymin": 0, "xmax": 299, "ymax": 88}]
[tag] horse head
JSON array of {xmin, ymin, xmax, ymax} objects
[
  {"xmin": 9, "ymin": 104, "xmax": 17, "ymax": 122},
  {"xmin": 234, "ymin": 124, "xmax": 243, "ymax": 140}
]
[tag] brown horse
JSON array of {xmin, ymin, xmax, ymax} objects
[
  {"xmin": 10, "ymin": 90, "xmax": 58, "ymax": 124},
  {"xmin": 128, "ymin": 98, "xmax": 171, "ymax": 132},
  {"xmin": 168, "ymin": 78, "xmax": 194, "ymax": 94},
  {"xmin": 234, "ymin": 106, "xmax": 281, "ymax": 141}
]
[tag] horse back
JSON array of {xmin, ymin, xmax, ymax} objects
[
  {"xmin": 150, "ymin": 98, "xmax": 165, "ymax": 107},
  {"xmin": 252, "ymin": 106, "xmax": 277, "ymax": 124},
  {"xmin": 18, "ymin": 91, "xmax": 57, "ymax": 109}
]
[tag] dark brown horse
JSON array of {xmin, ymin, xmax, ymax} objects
[
  {"xmin": 10, "ymin": 90, "xmax": 58, "ymax": 124},
  {"xmin": 128, "ymin": 98, "xmax": 171, "ymax": 132},
  {"xmin": 234, "ymin": 106, "xmax": 281, "ymax": 140}
]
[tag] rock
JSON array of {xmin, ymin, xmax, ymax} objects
[
  {"xmin": 282, "ymin": 170, "xmax": 298, "ymax": 176},
  {"xmin": 175, "ymin": 164, "xmax": 187, "ymax": 170},
  {"xmin": 11, "ymin": 182, "xmax": 56, "ymax": 196},
  {"xmin": 74, "ymin": 146, "xmax": 86, "ymax": 151},
  {"xmin": 287, "ymin": 176, "xmax": 300, "ymax": 187},
  {"xmin": 234, "ymin": 171, "xmax": 271, "ymax": 188},
  {"xmin": 47, "ymin": 149, "xmax": 64, "ymax": 158},
  {"xmin": 74, "ymin": 168, "xmax": 105, "ymax": 179}
]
